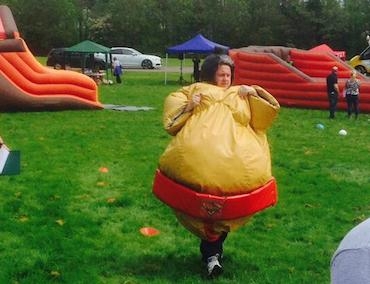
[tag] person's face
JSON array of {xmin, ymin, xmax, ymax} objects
[{"xmin": 214, "ymin": 64, "xmax": 232, "ymax": 88}]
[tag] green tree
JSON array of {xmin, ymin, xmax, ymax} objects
[
  {"xmin": 342, "ymin": 0, "xmax": 370, "ymax": 57},
  {"xmin": 87, "ymin": 0, "xmax": 165, "ymax": 53},
  {"xmin": 243, "ymin": 0, "xmax": 285, "ymax": 46},
  {"xmin": 2, "ymin": 0, "xmax": 369, "ymax": 58},
  {"xmin": 4, "ymin": 0, "xmax": 79, "ymax": 54}
]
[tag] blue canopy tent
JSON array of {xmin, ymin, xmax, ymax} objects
[{"xmin": 165, "ymin": 34, "xmax": 229, "ymax": 84}]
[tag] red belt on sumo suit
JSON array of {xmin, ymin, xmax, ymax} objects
[{"xmin": 153, "ymin": 169, "xmax": 278, "ymax": 221}]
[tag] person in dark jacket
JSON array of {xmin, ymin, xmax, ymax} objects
[{"xmin": 326, "ymin": 66, "xmax": 340, "ymax": 119}]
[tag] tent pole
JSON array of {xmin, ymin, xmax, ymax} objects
[
  {"xmin": 180, "ymin": 59, "xmax": 183, "ymax": 84},
  {"xmin": 183, "ymin": 53, "xmax": 186, "ymax": 84},
  {"xmin": 179, "ymin": 52, "xmax": 184, "ymax": 84},
  {"xmin": 165, "ymin": 53, "xmax": 168, "ymax": 85},
  {"xmin": 105, "ymin": 53, "xmax": 109, "ymax": 83}
]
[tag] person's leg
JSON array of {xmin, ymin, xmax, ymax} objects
[
  {"xmin": 328, "ymin": 94, "xmax": 337, "ymax": 118},
  {"xmin": 353, "ymin": 96, "xmax": 359, "ymax": 118},
  {"xmin": 328, "ymin": 95, "xmax": 333, "ymax": 118},
  {"xmin": 346, "ymin": 96, "xmax": 352, "ymax": 117},
  {"xmin": 333, "ymin": 95, "xmax": 338, "ymax": 118},
  {"xmin": 200, "ymin": 232, "xmax": 228, "ymax": 261},
  {"xmin": 200, "ymin": 232, "xmax": 228, "ymax": 277}
]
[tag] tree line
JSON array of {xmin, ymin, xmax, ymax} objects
[{"xmin": 2, "ymin": 0, "xmax": 370, "ymax": 59}]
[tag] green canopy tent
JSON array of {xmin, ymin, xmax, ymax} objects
[{"xmin": 65, "ymin": 40, "xmax": 112, "ymax": 81}]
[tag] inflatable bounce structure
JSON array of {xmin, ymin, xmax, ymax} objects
[
  {"xmin": 230, "ymin": 46, "xmax": 370, "ymax": 113},
  {"xmin": 0, "ymin": 5, "xmax": 102, "ymax": 112}
]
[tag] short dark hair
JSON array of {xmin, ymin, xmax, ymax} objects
[{"xmin": 200, "ymin": 54, "xmax": 234, "ymax": 84}]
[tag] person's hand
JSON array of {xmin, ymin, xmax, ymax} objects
[
  {"xmin": 0, "ymin": 136, "xmax": 3, "ymax": 145},
  {"xmin": 238, "ymin": 85, "xmax": 257, "ymax": 99},
  {"xmin": 185, "ymin": 93, "xmax": 202, "ymax": 112}
]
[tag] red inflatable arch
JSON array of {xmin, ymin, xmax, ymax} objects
[{"xmin": 230, "ymin": 46, "xmax": 370, "ymax": 113}]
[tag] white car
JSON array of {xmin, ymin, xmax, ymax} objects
[{"xmin": 95, "ymin": 47, "xmax": 162, "ymax": 69}]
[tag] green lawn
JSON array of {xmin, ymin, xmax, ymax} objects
[{"xmin": 0, "ymin": 70, "xmax": 369, "ymax": 283}]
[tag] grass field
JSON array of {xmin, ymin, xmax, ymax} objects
[{"xmin": 0, "ymin": 68, "xmax": 369, "ymax": 283}]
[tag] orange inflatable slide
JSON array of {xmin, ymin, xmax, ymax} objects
[
  {"xmin": 0, "ymin": 5, "xmax": 102, "ymax": 112},
  {"xmin": 230, "ymin": 46, "xmax": 370, "ymax": 113}
]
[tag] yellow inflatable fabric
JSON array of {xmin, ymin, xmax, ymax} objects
[{"xmin": 159, "ymin": 82, "xmax": 280, "ymax": 239}]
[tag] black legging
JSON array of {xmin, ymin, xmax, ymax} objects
[
  {"xmin": 200, "ymin": 232, "xmax": 228, "ymax": 262},
  {"xmin": 346, "ymin": 95, "xmax": 359, "ymax": 117}
]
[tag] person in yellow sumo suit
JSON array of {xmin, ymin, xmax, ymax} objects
[{"xmin": 153, "ymin": 54, "xmax": 280, "ymax": 277}]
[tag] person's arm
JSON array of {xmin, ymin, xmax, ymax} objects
[
  {"xmin": 246, "ymin": 85, "xmax": 280, "ymax": 131},
  {"xmin": 163, "ymin": 85, "xmax": 199, "ymax": 135},
  {"xmin": 238, "ymin": 85, "xmax": 258, "ymax": 99},
  {"xmin": 334, "ymin": 83, "xmax": 340, "ymax": 93},
  {"xmin": 356, "ymin": 80, "xmax": 360, "ymax": 94}
]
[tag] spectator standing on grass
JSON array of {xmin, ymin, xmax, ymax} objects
[
  {"xmin": 153, "ymin": 54, "xmax": 280, "ymax": 278},
  {"xmin": 344, "ymin": 70, "xmax": 360, "ymax": 119},
  {"xmin": 326, "ymin": 66, "xmax": 340, "ymax": 119},
  {"xmin": 192, "ymin": 55, "xmax": 201, "ymax": 82},
  {"xmin": 112, "ymin": 57, "xmax": 122, "ymax": 84}
]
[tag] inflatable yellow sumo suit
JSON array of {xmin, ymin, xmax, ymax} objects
[{"xmin": 154, "ymin": 82, "xmax": 280, "ymax": 240}]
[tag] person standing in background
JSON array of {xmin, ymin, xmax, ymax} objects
[
  {"xmin": 344, "ymin": 70, "xmax": 360, "ymax": 119},
  {"xmin": 112, "ymin": 57, "xmax": 123, "ymax": 84},
  {"xmin": 192, "ymin": 55, "xmax": 201, "ymax": 82},
  {"xmin": 326, "ymin": 66, "xmax": 340, "ymax": 119}
]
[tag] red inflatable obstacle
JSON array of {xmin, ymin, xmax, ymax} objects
[
  {"xmin": 230, "ymin": 46, "xmax": 370, "ymax": 113},
  {"xmin": 309, "ymin": 43, "xmax": 346, "ymax": 61},
  {"xmin": 0, "ymin": 5, "xmax": 102, "ymax": 112},
  {"xmin": 153, "ymin": 170, "xmax": 277, "ymax": 221}
]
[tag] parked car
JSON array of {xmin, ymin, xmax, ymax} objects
[
  {"xmin": 349, "ymin": 45, "xmax": 370, "ymax": 75},
  {"xmin": 95, "ymin": 47, "xmax": 162, "ymax": 69},
  {"xmin": 46, "ymin": 48, "xmax": 106, "ymax": 70}
]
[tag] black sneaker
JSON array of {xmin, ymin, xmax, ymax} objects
[{"xmin": 207, "ymin": 253, "xmax": 223, "ymax": 278}]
